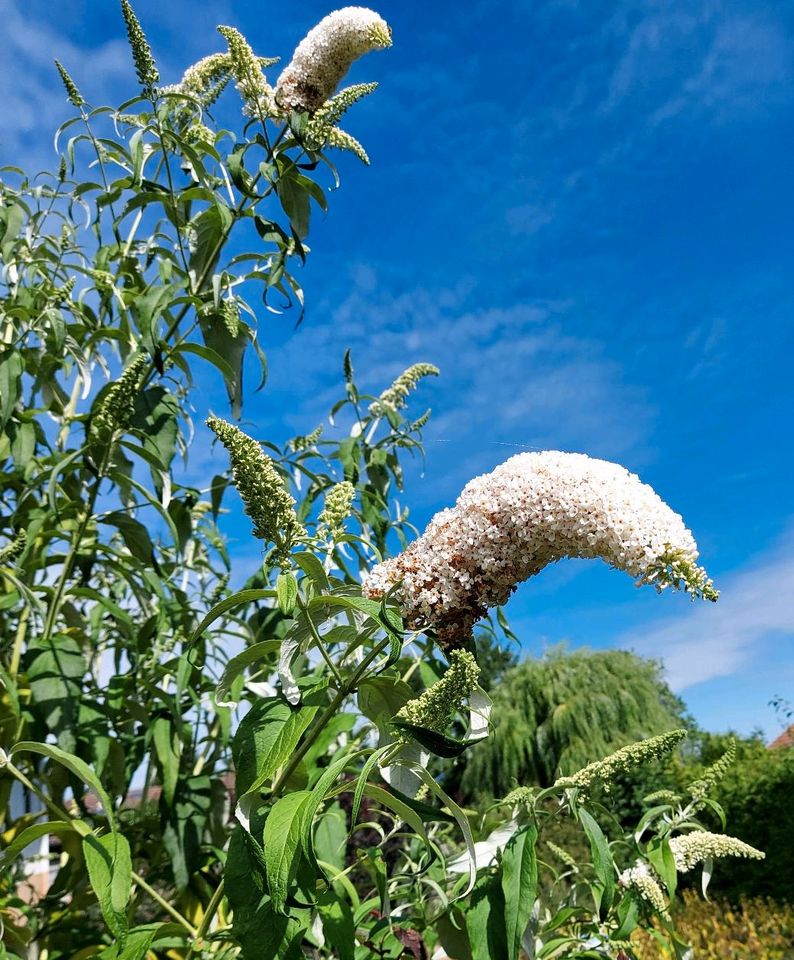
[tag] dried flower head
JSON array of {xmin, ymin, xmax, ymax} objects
[
  {"xmin": 206, "ymin": 416, "xmax": 304, "ymax": 565},
  {"xmin": 554, "ymin": 730, "xmax": 687, "ymax": 797},
  {"xmin": 121, "ymin": 0, "xmax": 159, "ymax": 89},
  {"xmin": 619, "ymin": 861, "xmax": 670, "ymax": 920},
  {"xmin": 54, "ymin": 60, "xmax": 85, "ymax": 108},
  {"xmin": 363, "ymin": 451, "xmax": 716, "ymax": 647},
  {"xmin": 276, "ymin": 7, "xmax": 391, "ymax": 114},
  {"xmin": 318, "ymin": 481, "xmax": 356, "ymax": 539},
  {"xmin": 0, "ymin": 531, "xmax": 27, "ymax": 566},
  {"xmin": 669, "ymin": 831, "xmax": 764, "ymax": 873},
  {"xmin": 93, "ymin": 355, "xmax": 148, "ymax": 438},
  {"xmin": 396, "ymin": 649, "xmax": 480, "ymax": 734},
  {"xmin": 369, "ymin": 363, "xmax": 440, "ymax": 417},
  {"xmin": 218, "ymin": 26, "xmax": 278, "ymax": 119}
]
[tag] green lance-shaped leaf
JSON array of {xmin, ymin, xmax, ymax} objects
[
  {"xmin": 82, "ymin": 831, "xmax": 133, "ymax": 941},
  {"xmin": 467, "ymin": 870, "xmax": 508, "ymax": 960},
  {"xmin": 579, "ymin": 808, "xmax": 615, "ymax": 918},
  {"xmin": 316, "ymin": 887, "xmax": 356, "ymax": 960},
  {"xmin": 264, "ymin": 790, "xmax": 314, "ymax": 914},
  {"xmin": 12, "ymin": 741, "xmax": 117, "ymax": 831},
  {"xmin": 0, "ymin": 821, "xmax": 77, "ymax": 872},
  {"xmin": 501, "ymin": 823, "xmax": 538, "ymax": 960}
]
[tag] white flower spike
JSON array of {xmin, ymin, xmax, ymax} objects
[
  {"xmin": 276, "ymin": 7, "xmax": 391, "ymax": 114},
  {"xmin": 364, "ymin": 451, "xmax": 717, "ymax": 647}
]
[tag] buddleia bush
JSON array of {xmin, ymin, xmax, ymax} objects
[{"xmin": 0, "ymin": 5, "xmax": 763, "ymax": 960}]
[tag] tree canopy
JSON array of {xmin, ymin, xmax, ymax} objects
[{"xmin": 461, "ymin": 646, "xmax": 688, "ymax": 796}]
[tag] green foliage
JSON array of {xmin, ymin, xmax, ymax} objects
[
  {"xmin": 681, "ymin": 733, "xmax": 794, "ymax": 901},
  {"xmin": 460, "ymin": 646, "xmax": 689, "ymax": 795}
]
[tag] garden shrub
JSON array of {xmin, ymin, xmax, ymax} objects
[{"xmin": 0, "ymin": 5, "xmax": 772, "ymax": 959}]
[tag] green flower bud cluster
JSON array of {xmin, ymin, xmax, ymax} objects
[
  {"xmin": 669, "ymin": 831, "xmax": 764, "ymax": 873},
  {"xmin": 318, "ymin": 481, "xmax": 356, "ymax": 539},
  {"xmin": 54, "ymin": 60, "xmax": 84, "ymax": 108},
  {"xmin": 554, "ymin": 729, "xmax": 687, "ymax": 797},
  {"xmin": 290, "ymin": 425, "xmax": 323, "ymax": 452},
  {"xmin": 121, "ymin": 0, "xmax": 159, "ymax": 89},
  {"xmin": 396, "ymin": 649, "xmax": 480, "ymax": 733},
  {"xmin": 220, "ymin": 299, "xmax": 241, "ymax": 338},
  {"xmin": 305, "ymin": 83, "xmax": 378, "ymax": 164},
  {"xmin": 217, "ymin": 26, "xmax": 278, "ymax": 119},
  {"xmin": 184, "ymin": 123, "xmax": 215, "ymax": 145},
  {"xmin": 324, "ymin": 127, "xmax": 369, "ymax": 164},
  {"xmin": 502, "ymin": 786, "xmax": 535, "ymax": 807},
  {"xmin": 207, "ymin": 416, "xmax": 304, "ymax": 565},
  {"xmin": 176, "ymin": 53, "xmax": 231, "ymax": 106},
  {"xmin": 642, "ymin": 788, "xmax": 681, "ymax": 806},
  {"xmin": 0, "ymin": 530, "xmax": 27, "ymax": 566},
  {"xmin": 619, "ymin": 862, "xmax": 670, "ymax": 920},
  {"xmin": 546, "ymin": 841, "xmax": 577, "ymax": 870},
  {"xmin": 370, "ymin": 363, "xmax": 440, "ymax": 417},
  {"xmin": 647, "ymin": 547, "xmax": 719, "ymax": 602},
  {"xmin": 93, "ymin": 355, "xmax": 148, "ymax": 438},
  {"xmin": 687, "ymin": 738, "xmax": 735, "ymax": 809}
]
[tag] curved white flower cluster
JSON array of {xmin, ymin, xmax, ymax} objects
[
  {"xmin": 363, "ymin": 451, "xmax": 716, "ymax": 647},
  {"xmin": 276, "ymin": 7, "xmax": 392, "ymax": 114},
  {"xmin": 618, "ymin": 861, "xmax": 670, "ymax": 919},
  {"xmin": 669, "ymin": 831, "xmax": 765, "ymax": 873}
]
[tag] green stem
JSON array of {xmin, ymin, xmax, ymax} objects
[
  {"xmin": 185, "ymin": 876, "xmax": 226, "ymax": 960},
  {"xmin": 271, "ymin": 637, "xmax": 389, "ymax": 796},
  {"xmin": 133, "ymin": 870, "xmax": 199, "ymax": 936},
  {"xmin": 41, "ymin": 443, "xmax": 112, "ymax": 642},
  {"xmin": 296, "ymin": 592, "xmax": 343, "ymax": 685}
]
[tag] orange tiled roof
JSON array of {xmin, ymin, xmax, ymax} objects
[{"xmin": 769, "ymin": 724, "xmax": 794, "ymax": 750}]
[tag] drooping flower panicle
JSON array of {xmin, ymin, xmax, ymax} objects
[
  {"xmin": 305, "ymin": 82, "xmax": 378, "ymax": 163},
  {"xmin": 396, "ymin": 649, "xmax": 480, "ymax": 734},
  {"xmin": 276, "ymin": 7, "xmax": 391, "ymax": 114},
  {"xmin": 363, "ymin": 451, "xmax": 717, "ymax": 647},
  {"xmin": 554, "ymin": 729, "xmax": 687, "ymax": 797},
  {"xmin": 547, "ymin": 841, "xmax": 577, "ymax": 870},
  {"xmin": 207, "ymin": 416, "xmax": 304, "ymax": 565},
  {"xmin": 669, "ymin": 831, "xmax": 764, "ymax": 873},
  {"xmin": 163, "ymin": 53, "xmax": 233, "ymax": 108},
  {"xmin": 687, "ymin": 738, "xmax": 736, "ymax": 808},
  {"xmin": 218, "ymin": 26, "xmax": 279, "ymax": 119},
  {"xmin": 619, "ymin": 861, "xmax": 670, "ymax": 920}
]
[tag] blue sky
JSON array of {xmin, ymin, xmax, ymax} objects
[{"xmin": 2, "ymin": 0, "xmax": 793, "ymax": 738}]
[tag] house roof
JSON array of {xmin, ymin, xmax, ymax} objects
[{"xmin": 769, "ymin": 724, "xmax": 794, "ymax": 750}]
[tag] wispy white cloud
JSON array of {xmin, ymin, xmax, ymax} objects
[
  {"xmin": 619, "ymin": 527, "xmax": 794, "ymax": 691},
  {"xmin": 265, "ymin": 271, "xmax": 655, "ymax": 501},
  {"xmin": 601, "ymin": 4, "xmax": 793, "ymax": 125},
  {"xmin": 0, "ymin": 0, "xmax": 133, "ymax": 166}
]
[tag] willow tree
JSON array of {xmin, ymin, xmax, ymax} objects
[{"xmin": 461, "ymin": 647, "xmax": 689, "ymax": 796}]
